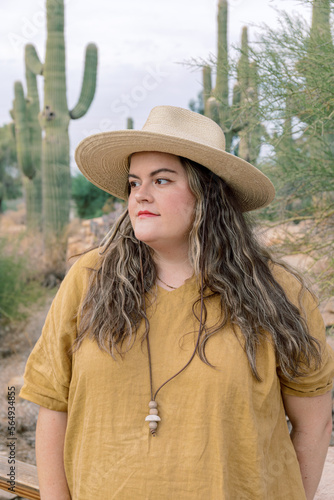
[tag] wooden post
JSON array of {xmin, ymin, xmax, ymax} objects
[{"xmin": 0, "ymin": 455, "xmax": 40, "ymax": 499}]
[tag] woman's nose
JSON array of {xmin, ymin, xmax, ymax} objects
[{"xmin": 134, "ymin": 183, "xmax": 154, "ymax": 203}]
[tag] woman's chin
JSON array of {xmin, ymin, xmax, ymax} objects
[{"xmin": 134, "ymin": 232, "xmax": 157, "ymax": 246}]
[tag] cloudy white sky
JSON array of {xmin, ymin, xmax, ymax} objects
[{"xmin": 1, "ymin": 0, "xmax": 312, "ymax": 172}]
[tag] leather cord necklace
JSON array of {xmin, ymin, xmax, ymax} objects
[
  {"xmin": 139, "ymin": 251, "xmax": 205, "ymax": 437},
  {"xmin": 157, "ymin": 275, "xmax": 177, "ymax": 290}
]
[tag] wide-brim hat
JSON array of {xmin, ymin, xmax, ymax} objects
[{"xmin": 75, "ymin": 105, "xmax": 275, "ymax": 212}]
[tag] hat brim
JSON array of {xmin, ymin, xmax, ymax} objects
[{"xmin": 75, "ymin": 130, "xmax": 275, "ymax": 212}]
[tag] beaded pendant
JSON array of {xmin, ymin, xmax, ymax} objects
[{"xmin": 145, "ymin": 400, "xmax": 161, "ymax": 436}]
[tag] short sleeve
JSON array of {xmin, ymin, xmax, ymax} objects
[
  {"xmin": 19, "ymin": 250, "xmax": 100, "ymax": 411},
  {"xmin": 272, "ymin": 264, "xmax": 334, "ymax": 397}
]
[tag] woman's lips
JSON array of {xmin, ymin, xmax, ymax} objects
[{"xmin": 137, "ymin": 211, "xmax": 159, "ymax": 218}]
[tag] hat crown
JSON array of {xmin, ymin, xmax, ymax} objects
[{"xmin": 142, "ymin": 106, "xmax": 226, "ymax": 151}]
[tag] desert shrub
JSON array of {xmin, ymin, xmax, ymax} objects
[
  {"xmin": 72, "ymin": 173, "xmax": 117, "ymax": 219},
  {"xmin": 0, "ymin": 237, "xmax": 42, "ymax": 322}
]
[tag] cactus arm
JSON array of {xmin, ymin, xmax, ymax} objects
[
  {"xmin": 25, "ymin": 46, "xmax": 41, "ymax": 116},
  {"xmin": 203, "ymin": 65, "xmax": 212, "ymax": 114},
  {"xmin": 25, "ymin": 44, "xmax": 44, "ymax": 75},
  {"xmin": 25, "ymin": 46, "xmax": 42, "ymax": 163},
  {"xmin": 237, "ymin": 27, "xmax": 249, "ymax": 92},
  {"xmin": 206, "ymin": 97, "xmax": 221, "ymax": 125},
  {"xmin": 231, "ymin": 82, "xmax": 243, "ymax": 134},
  {"xmin": 232, "ymin": 82, "xmax": 241, "ymax": 108},
  {"xmin": 213, "ymin": 0, "xmax": 232, "ymax": 135},
  {"xmin": 69, "ymin": 43, "xmax": 98, "ymax": 119},
  {"xmin": 214, "ymin": 0, "xmax": 228, "ymax": 108},
  {"xmin": 232, "ymin": 28, "xmax": 250, "ymax": 137},
  {"xmin": 25, "ymin": 45, "xmax": 43, "ymax": 230},
  {"xmin": 13, "ymin": 81, "xmax": 35, "ymax": 180}
]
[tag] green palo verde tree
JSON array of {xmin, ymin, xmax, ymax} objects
[
  {"xmin": 238, "ymin": 0, "xmax": 334, "ymax": 297},
  {"xmin": 25, "ymin": 0, "xmax": 98, "ymax": 268},
  {"xmin": 201, "ymin": 0, "xmax": 263, "ymax": 163},
  {"xmin": 11, "ymin": 43, "xmax": 43, "ymax": 231},
  {"xmin": 244, "ymin": 0, "xmax": 334, "ymax": 213}
]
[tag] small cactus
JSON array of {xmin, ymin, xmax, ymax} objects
[{"xmin": 127, "ymin": 117, "xmax": 134, "ymax": 130}]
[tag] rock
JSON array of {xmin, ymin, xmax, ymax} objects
[
  {"xmin": 322, "ymin": 312, "xmax": 334, "ymax": 328},
  {"xmin": 0, "ymin": 348, "xmax": 14, "ymax": 360},
  {"xmin": 319, "ymin": 297, "xmax": 334, "ymax": 327},
  {"xmin": 323, "ymin": 297, "xmax": 334, "ymax": 314},
  {"xmin": 315, "ymin": 447, "xmax": 334, "ymax": 498},
  {"xmin": 280, "ymin": 254, "xmax": 316, "ymax": 273},
  {"xmin": 259, "ymin": 226, "xmax": 289, "ymax": 246},
  {"xmin": 7, "ymin": 376, "xmax": 24, "ymax": 394},
  {"xmin": 311, "ymin": 256, "xmax": 331, "ymax": 275},
  {"xmin": 0, "ymin": 490, "xmax": 20, "ymax": 499},
  {"xmin": 259, "ymin": 221, "xmax": 313, "ymax": 247}
]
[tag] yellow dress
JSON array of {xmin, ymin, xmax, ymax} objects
[{"xmin": 20, "ymin": 249, "xmax": 334, "ymax": 499}]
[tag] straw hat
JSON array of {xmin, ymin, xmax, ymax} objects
[{"xmin": 75, "ymin": 105, "xmax": 275, "ymax": 212}]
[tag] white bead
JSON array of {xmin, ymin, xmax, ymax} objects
[
  {"xmin": 149, "ymin": 401, "xmax": 157, "ymax": 409},
  {"xmin": 149, "ymin": 421, "xmax": 158, "ymax": 430},
  {"xmin": 145, "ymin": 415, "xmax": 161, "ymax": 422}
]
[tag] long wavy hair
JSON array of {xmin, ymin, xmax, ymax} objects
[{"xmin": 74, "ymin": 157, "xmax": 321, "ymax": 380}]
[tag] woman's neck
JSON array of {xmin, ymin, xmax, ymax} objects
[{"xmin": 153, "ymin": 251, "xmax": 194, "ymax": 290}]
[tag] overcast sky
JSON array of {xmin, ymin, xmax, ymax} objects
[{"xmin": 1, "ymin": 0, "xmax": 312, "ymax": 173}]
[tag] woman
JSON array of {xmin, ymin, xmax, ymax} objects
[{"xmin": 20, "ymin": 106, "xmax": 334, "ymax": 500}]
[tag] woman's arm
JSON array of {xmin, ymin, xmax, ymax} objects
[
  {"xmin": 282, "ymin": 390, "xmax": 332, "ymax": 500},
  {"xmin": 36, "ymin": 407, "xmax": 71, "ymax": 500}
]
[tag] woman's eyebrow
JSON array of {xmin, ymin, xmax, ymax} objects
[{"xmin": 128, "ymin": 168, "xmax": 178, "ymax": 179}]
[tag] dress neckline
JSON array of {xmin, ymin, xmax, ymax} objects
[{"xmin": 156, "ymin": 274, "xmax": 197, "ymax": 294}]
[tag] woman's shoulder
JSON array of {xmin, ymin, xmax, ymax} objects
[
  {"xmin": 269, "ymin": 261, "xmax": 302, "ymax": 289},
  {"xmin": 59, "ymin": 247, "xmax": 103, "ymax": 296},
  {"xmin": 67, "ymin": 247, "xmax": 103, "ymax": 275},
  {"xmin": 269, "ymin": 260, "xmax": 317, "ymax": 310}
]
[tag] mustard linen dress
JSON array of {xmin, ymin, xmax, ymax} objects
[{"xmin": 20, "ymin": 250, "xmax": 334, "ymax": 499}]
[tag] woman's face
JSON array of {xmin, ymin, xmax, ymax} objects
[{"xmin": 128, "ymin": 152, "xmax": 196, "ymax": 254}]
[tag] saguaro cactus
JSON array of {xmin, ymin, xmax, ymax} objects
[
  {"xmin": 306, "ymin": 0, "xmax": 333, "ymax": 123},
  {"xmin": 11, "ymin": 44, "xmax": 43, "ymax": 230},
  {"xmin": 302, "ymin": 0, "xmax": 333, "ymax": 203},
  {"xmin": 25, "ymin": 0, "xmax": 98, "ymax": 261},
  {"xmin": 203, "ymin": 0, "xmax": 231, "ymax": 146},
  {"xmin": 203, "ymin": 0, "xmax": 262, "ymax": 162},
  {"xmin": 310, "ymin": 0, "xmax": 332, "ymax": 43},
  {"xmin": 234, "ymin": 29, "xmax": 263, "ymax": 163}
]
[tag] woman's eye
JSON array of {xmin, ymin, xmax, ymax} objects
[
  {"xmin": 155, "ymin": 178, "xmax": 169, "ymax": 185},
  {"xmin": 129, "ymin": 180, "xmax": 140, "ymax": 189}
]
